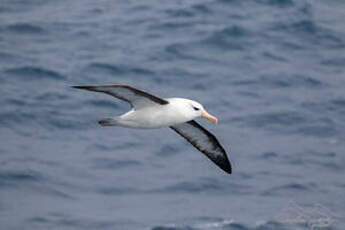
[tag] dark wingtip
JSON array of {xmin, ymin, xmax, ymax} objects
[
  {"xmin": 71, "ymin": 86, "xmax": 95, "ymax": 91},
  {"xmin": 72, "ymin": 85, "xmax": 87, "ymax": 89},
  {"xmin": 221, "ymin": 160, "xmax": 232, "ymax": 174}
]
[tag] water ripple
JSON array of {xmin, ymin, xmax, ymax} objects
[
  {"xmin": 5, "ymin": 23, "xmax": 46, "ymax": 34},
  {"xmin": 86, "ymin": 62, "xmax": 155, "ymax": 76},
  {"xmin": 5, "ymin": 66, "xmax": 65, "ymax": 80}
]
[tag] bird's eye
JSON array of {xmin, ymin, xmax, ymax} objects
[{"xmin": 193, "ymin": 106, "xmax": 200, "ymax": 111}]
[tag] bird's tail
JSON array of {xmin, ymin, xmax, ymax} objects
[{"xmin": 98, "ymin": 118, "xmax": 119, "ymax": 126}]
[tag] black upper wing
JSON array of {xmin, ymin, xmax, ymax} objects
[
  {"xmin": 170, "ymin": 120, "xmax": 231, "ymax": 174},
  {"xmin": 72, "ymin": 85, "xmax": 169, "ymax": 109}
]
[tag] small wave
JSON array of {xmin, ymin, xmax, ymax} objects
[
  {"xmin": 87, "ymin": 99, "xmax": 120, "ymax": 109},
  {"xmin": 5, "ymin": 66, "xmax": 65, "ymax": 80},
  {"xmin": 165, "ymin": 9, "xmax": 194, "ymax": 18},
  {"xmin": 152, "ymin": 220, "xmax": 288, "ymax": 230},
  {"xmin": 298, "ymin": 124, "xmax": 338, "ymax": 138},
  {"xmin": 192, "ymin": 4, "xmax": 212, "ymax": 14},
  {"xmin": 5, "ymin": 23, "xmax": 46, "ymax": 34},
  {"xmin": 34, "ymin": 92, "xmax": 69, "ymax": 102},
  {"xmin": 235, "ymin": 111, "xmax": 306, "ymax": 129},
  {"xmin": 262, "ymin": 183, "xmax": 313, "ymax": 196},
  {"xmin": 88, "ymin": 63, "xmax": 126, "ymax": 75},
  {"xmin": 0, "ymin": 111, "xmax": 36, "ymax": 127},
  {"xmin": 237, "ymin": 74, "xmax": 324, "ymax": 89},
  {"xmin": 153, "ymin": 178, "xmax": 251, "ymax": 195},
  {"xmin": 321, "ymin": 57, "xmax": 345, "ymax": 67},
  {"xmin": 0, "ymin": 170, "xmax": 43, "ymax": 189},
  {"xmin": 87, "ymin": 62, "xmax": 155, "ymax": 76},
  {"xmin": 152, "ymin": 226, "xmax": 195, "ymax": 230},
  {"xmin": 91, "ymin": 158, "xmax": 141, "ymax": 171},
  {"xmin": 272, "ymin": 19, "xmax": 345, "ymax": 49},
  {"xmin": 201, "ymin": 25, "xmax": 249, "ymax": 50},
  {"xmin": 155, "ymin": 144, "xmax": 181, "ymax": 157},
  {"xmin": 255, "ymin": 0, "xmax": 294, "ymax": 7},
  {"xmin": 96, "ymin": 186, "xmax": 140, "ymax": 195},
  {"xmin": 0, "ymin": 171, "xmax": 41, "ymax": 182},
  {"xmin": 28, "ymin": 214, "xmax": 120, "ymax": 229},
  {"xmin": 260, "ymin": 151, "xmax": 278, "ymax": 159}
]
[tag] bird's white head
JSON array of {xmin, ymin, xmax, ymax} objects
[{"xmin": 187, "ymin": 99, "xmax": 218, "ymax": 124}]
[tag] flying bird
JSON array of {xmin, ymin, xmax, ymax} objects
[{"xmin": 73, "ymin": 85, "xmax": 231, "ymax": 174}]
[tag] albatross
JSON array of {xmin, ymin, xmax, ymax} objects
[{"xmin": 73, "ymin": 84, "xmax": 231, "ymax": 174}]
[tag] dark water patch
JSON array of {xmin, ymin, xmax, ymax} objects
[
  {"xmin": 29, "ymin": 213, "xmax": 120, "ymax": 229},
  {"xmin": 260, "ymin": 151, "xmax": 278, "ymax": 159},
  {"xmin": 5, "ymin": 23, "xmax": 46, "ymax": 34},
  {"xmin": 38, "ymin": 186, "xmax": 74, "ymax": 199},
  {"xmin": 215, "ymin": 25, "xmax": 247, "ymax": 38},
  {"xmin": 87, "ymin": 63, "xmax": 126, "ymax": 75},
  {"xmin": 298, "ymin": 124, "xmax": 337, "ymax": 138},
  {"xmin": 87, "ymin": 62, "xmax": 155, "ymax": 76},
  {"xmin": 321, "ymin": 57, "xmax": 345, "ymax": 67},
  {"xmin": 152, "ymin": 226, "xmax": 196, "ymax": 230},
  {"xmin": 272, "ymin": 19, "xmax": 345, "ymax": 49},
  {"xmin": 232, "ymin": 74, "xmax": 323, "ymax": 90},
  {"xmin": 165, "ymin": 9, "xmax": 194, "ymax": 18},
  {"xmin": 311, "ymin": 151, "xmax": 336, "ymax": 158},
  {"xmin": 29, "ymin": 216, "xmax": 49, "ymax": 224},
  {"xmin": 225, "ymin": 222, "xmax": 251, "ymax": 230},
  {"xmin": 5, "ymin": 66, "xmax": 65, "ymax": 80},
  {"xmin": 6, "ymin": 98, "xmax": 27, "ymax": 106},
  {"xmin": 96, "ymin": 186, "xmax": 140, "ymax": 195},
  {"xmin": 46, "ymin": 117, "xmax": 84, "ymax": 130},
  {"xmin": 0, "ymin": 111, "xmax": 36, "ymax": 127},
  {"xmin": 35, "ymin": 92, "xmax": 69, "ymax": 102},
  {"xmin": 163, "ymin": 42, "xmax": 216, "ymax": 63},
  {"xmin": 154, "ymin": 178, "xmax": 251, "ymax": 195},
  {"xmin": 0, "ymin": 170, "xmax": 43, "ymax": 188},
  {"xmin": 262, "ymin": 183, "xmax": 313, "ymax": 196},
  {"xmin": 262, "ymin": 51, "xmax": 288, "ymax": 62},
  {"xmin": 217, "ymin": 0, "xmax": 242, "ymax": 5},
  {"xmin": 91, "ymin": 158, "xmax": 141, "ymax": 170},
  {"xmin": 88, "ymin": 7, "xmax": 104, "ymax": 15},
  {"xmin": 89, "ymin": 143, "xmax": 117, "ymax": 152},
  {"xmin": 156, "ymin": 181, "xmax": 222, "ymax": 193},
  {"xmin": 150, "ymin": 21, "xmax": 194, "ymax": 31},
  {"xmin": 152, "ymin": 221, "xmax": 254, "ymax": 230},
  {"xmin": 255, "ymin": 221, "xmax": 290, "ymax": 230},
  {"xmin": 164, "ymin": 43, "xmax": 195, "ymax": 60},
  {"xmin": 236, "ymin": 90, "xmax": 261, "ymax": 99},
  {"xmin": 259, "ymin": 74, "xmax": 323, "ymax": 89},
  {"xmin": 255, "ymin": 0, "xmax": 294, "ymax": 7},
  {"xmin": 192, "ymin": 4, "xmax": 212, "ymax": 14},
  {"xmin": 331, "ymin": 98, "xmax": 345, "ymax": 108},
  {"xmin": 312, "ymin": 160, "xmax": 344, "ymax": 172},
  {"xmin": 131, "ymin": 67, "xmax": 155, "ymax": 75},
  {"xmin": 87, "ymin": 99, "xmax": 120, "ymax": 109},
  {"xmin": 200, "ymin": 25, "xmax": 249, "ymax": 50},
  {"xmin": 0, "ymin": 51, "xmax": 18, "ymax": 61},
  {"xmin": 155, "ymin": 145, "xmax": 181, "ymax": 157},
  {"xmin": 302, "ymin": 99, "xmax": 345, "ymax": 118},
  {"xmin": 235, "ymin": 111, "xmax": 306, "ymax": 129},
  {"xmin": 274, "ymin": 19, "xmax": 317, "ymax": 35}
]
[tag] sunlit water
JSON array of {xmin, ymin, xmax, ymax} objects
[{"xmin": 1, "ymin": 0, "xmax": 345, "ymax": 229}]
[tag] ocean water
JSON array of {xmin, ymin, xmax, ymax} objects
[{"xmin": 1, "ymin": 0, "xmax": 345, "ymax": 229}]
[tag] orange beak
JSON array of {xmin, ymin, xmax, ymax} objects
[{"xmin": 201, "ymin": 111, "xmax": 218, "ymax": 124}]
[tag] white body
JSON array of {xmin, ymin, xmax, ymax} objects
[{"xmin": 110, "ymin": 98, "xmax": 202, "ymax": 128}]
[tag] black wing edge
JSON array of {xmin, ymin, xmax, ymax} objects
[
  {"xmin": 72, "ymin": 85, "xmax": 169, "ymax": 105},
  {"xmin": 171, "ymin": 120, "xmax": 232, "ymax": 174}
]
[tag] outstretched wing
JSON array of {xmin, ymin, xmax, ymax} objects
[
  {"xmin": 72, "ymin": 85, "xmax": 169, "ymax": 109},
  {"xmin": 170, "ymin": 120, "xmax": 232, "ymax": 174}
]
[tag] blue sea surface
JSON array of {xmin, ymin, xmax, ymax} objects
[{"xmin": 1, "ymin": 0, "xmax": 345, "ymax": 229}]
